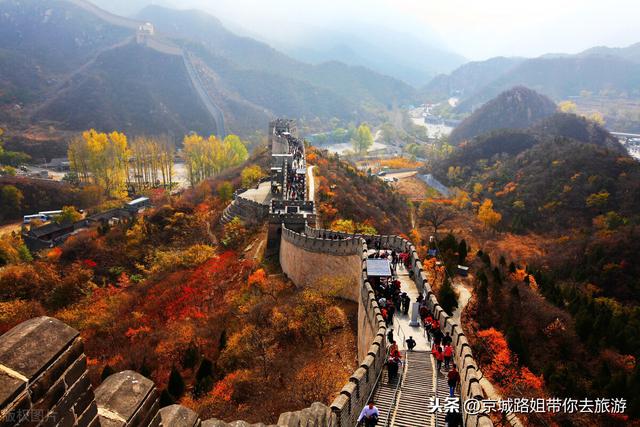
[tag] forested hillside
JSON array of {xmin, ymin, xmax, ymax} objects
[
  {"xmin": 34, "ymin": 43, "xmax": 217, "ymax": 136},
  {"xmin": 309, "ymin": 147, "xmax": 411, "ymax": 235},
  {"xmin": 422, "ymin": 89, "xmax": 640, "ymax": 423},
  {"xmin": 439, "ymin": 110, "xmax": 639, "ymax": 232}
]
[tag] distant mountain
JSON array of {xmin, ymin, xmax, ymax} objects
[
  {"xmin": 455, "ymin": 55, "xmax": 640, "ymax": 112},
  {"xmin": 577, "ymin": 42, "xmax": 640, "ymax": 63},
  {"xmin": 0, "ymin": 0, "xmax": 133, "ymax": 105},
  {"xmin": 279, "ymin": 27, "xmax": 466, "ymax": 87},
  {"xmin": 0, "ymin": 0, "xmax": 417, "ymax": 144},
  {"xmin": 33, "ymin": 43, "xmax": 217, "ymax": 136},
  {"xmin": 448, "ymin": 87, "xmax": 557, "ymax": 144},
  {"xmin": 422, "ymin": 43, "xmax": 640, "ymax": 116},
  {"xmin": 87, "ymin": 0, "xmax": 172, "ymax": 17},
  {"xmin": 421, "ymin": 57, "xmax": 525, "ymax": 101},
  {"xmin": 135, "ymin": 6, "xmax": 416, "ymax": 107}
]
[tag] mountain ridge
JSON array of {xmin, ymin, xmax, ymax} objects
[{"xmin": 0, "ymin": 0, "xmax": 417, "ymax": 141}]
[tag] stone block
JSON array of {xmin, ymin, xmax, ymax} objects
[
  {"xmin": 0, "ymin": 372, "xmax": 25, "ymax": 409},
  {"xmin": 0, "ymin": 317, "xmax": 79, "ymax": 381},
  {"xmin": 0, "ymin": 391, "xmax": 29, "ymax": 427},
  {"xmin": 349, "ymin": 367, "xmax": 367, "ymax": 385},
  {"xmin": 76, "ymin": 402, "xmax": 98, "ymax": 427},
  {"xmin": 29, "ymin": 338, "xmax": 84, "ymax": 402},
  {"xmin": 339, "ymin": 381, "xmax": 356, "ymax": 399},
  {"xmin": 95, "ymin": 371, "xmax": 157, "ymax": 426},
  {"xmin": 329, "ymin": 393, "xmax": 349, "ymax": 414},
  {"xmin": 277, "ymin": 411, "xmax": 300, "ymax": 426},
  {"xmin": 159, "ymin": 404, "xmax": 200, "ymax": 427},
  {"xmin": 360, "ymin": 355, "xmax": 375, "ymax": 371},
  {"xmin": 202, "ymin": 420, "xmax": 230, "ymax": 427}
]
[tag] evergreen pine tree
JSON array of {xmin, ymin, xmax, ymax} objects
[
  {"xmin": 167, "ymin": 366, "xmax": 185, "ymax": 399},
  {"xmin": 159, "ymin": 389, "xmax": 175, "ymax": 407},
  {"xmin": 439, "ymin": 278, "xmax": 458, "ymax": 315},
  {"xmin": 101, "ymin": 365, "xmax": 115, "ymax": 381},
  {"xmin": 458, "ymin": 239, "xmax": 468, "ymax": 265}
]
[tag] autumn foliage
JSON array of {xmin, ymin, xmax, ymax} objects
[
  {"xmin": 312, "ymin": 148, "xmax": 410, "ymax": 235},
  {"xmin": 475, "ymin": 328, "xmax": 544, "ymax": 396}
]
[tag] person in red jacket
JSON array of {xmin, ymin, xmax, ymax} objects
[
  {"xmin": 443, "ymin": 344, "xmax": 453, "ymax": 370},
  {"xmin": 389, "ymin": 341, "xmax": 402, "ymax": 359},
  {"xmin": 432, "ymin": 344, "xmax": 443, "ymax": 372},
  {"xmin": 447, "ymin": 364, "xmax": 461, "ymax": 397}
]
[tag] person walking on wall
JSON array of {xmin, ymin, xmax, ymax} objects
[
  {"xmin": 443, "ymin": 343, "xmax": 453, "ymax": 369},
  {"xmin": 358, "ymin": 400, "xmax": 380, "ymax": 426},
  {"xmin": 443, "ymin": 331, "xmax": 452, "ymax": 347},
  {"xmin": 387, "ymin": 356, "xmax": 399, "ymax": 383},
  {"xmin": 445, "ymin": 409, "xmax": 463, "ymax": 427},
  {"xmin": 432, "ymin": 344, "xmax": 444, "ymax": 372},
  {"xmin": 387, "ymin": 302, "xmax": 395, "ymax": 326},
  {"xmin": 447, "ymin": 364, "xmax": 460, "ymax": 397},
  {"xmin": 402, "ymin": 292, "xmax": 410, "ymax": 315},
  {"xmin": 406, "ymin": 336, "xmax": 417, "ymax": 351}
]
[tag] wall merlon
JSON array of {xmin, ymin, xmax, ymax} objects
[
  {"xmin": 0, "ymin": 316, "xmax": 98, "ymax": 427},
  {"xmin": 158, "ymin": 405, "xmax": 201, "ymax": 427},
  {"xmin": 94, "ymin": 371, "xmax": 159, "ymax": 427}
]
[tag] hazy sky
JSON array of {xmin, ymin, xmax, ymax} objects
[{"xmin": 179, "ymin": 0, "xmax": 640, "ymax": 60}]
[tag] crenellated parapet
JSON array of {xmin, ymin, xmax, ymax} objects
[
  {"xmin": 278, "ymin": 226, "xmax": 388, "ymax": 426},
  {"xmin": 291, "ymin": 225, "xmax": 493, "ymax": 427},
  {"xmin": 281, "ymin": 227, "xmax": 362, "ymax": 256}
]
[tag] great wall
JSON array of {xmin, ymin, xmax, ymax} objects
[
  {"xmin": 55, "ymin": 0, "xmax": 226, "ymax": 138},
  {"xmin": 0, "ymin": 119, "xmax": 495, "ymax": 426}
]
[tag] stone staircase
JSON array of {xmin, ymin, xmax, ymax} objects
[
  {"xmin": 390, "ymin": 351, "xmax": 434, "ymax": 427},
  {"xmin": 220, "ymin": 200, "xmax": 239, "ymax": 224},
  {"xmin": 371, "ymin": 360, "xmax": 402, "ymax": 426},
  {"xmin": 370, "ymin": 350, "xmax": 458, "ymax": 427}
]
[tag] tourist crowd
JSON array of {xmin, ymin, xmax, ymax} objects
[{"xmin": 358, "ymin": 246, "xmax": 462, "ymax": 426}]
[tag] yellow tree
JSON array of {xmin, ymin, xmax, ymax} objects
[
  {"xmin": 68, "ymin": 135, "xmax": 91, "ymax": 183},
  {"xmin": 183, "ymin": 133, "xmax": 248, "ymax": 187},
  {"xmin": 352, "ymin": 123, "xmax": 374, "ymax": 154},
  {"xmin": 183, "ymin": 134, "xmax": 210, "ymax": 187},
  {"xmin": 70, "ymin": 130, "xmax": 129, "ymax": 197},
  {"xmin": 588, "ymin": 112, "xmax": 606, "ymax": 126},
  {"xmin": 221, "ymin": 135, "xmax": 249, "ymax": 171},
  {"xmin": 478, "ymin": 199, "xmax": 502, "ymax": 230},
  {"xmin": 558, "ymin": 100, "xmax": 577, "ymax": 113},
  {"xmin": 241, "ymin": 165, "xmax": 265, "ymax": 188},
  {"xmin": 129, "ymin": 136, "xmax": 175, "ymax": 190}
]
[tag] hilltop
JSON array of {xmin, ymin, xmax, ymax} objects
[
  {"xmin": 448, "ymin": 87, "xmax": 557, "ymax": 144},
  {"xmin": 309, "ymin": 147, "xmax": 411, "ymax": 235},
  {"xmin": 421, "ymin": 56, "xmax": 525, "ymax": 101}
]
